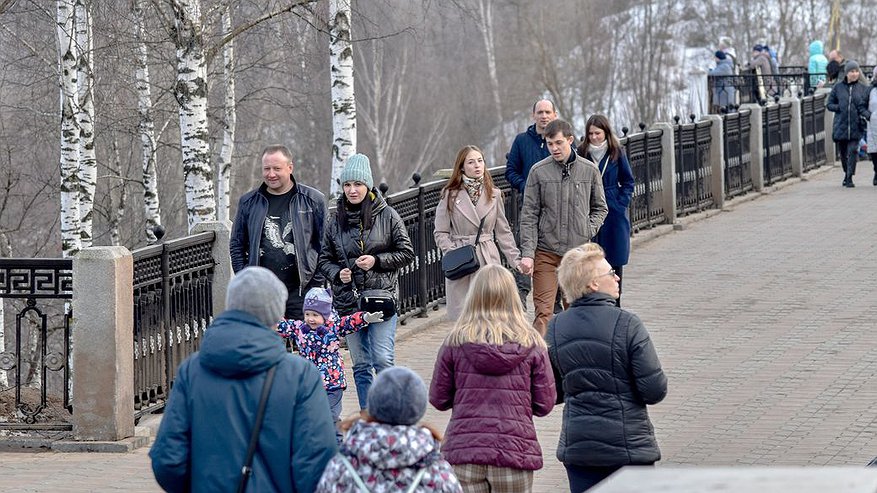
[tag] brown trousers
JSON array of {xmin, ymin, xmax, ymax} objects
[{"xmin": 532, "ymin": 249, "xmax": 563, "ymax": 336}]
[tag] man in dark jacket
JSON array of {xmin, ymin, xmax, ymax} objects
[
  {"xmin": 827, "ymin": 60, "xmax": 871, "ymax": 187},
  {"xmin": 150, "ymin": 266, "xmax": 338, "ymax": 493},
  {"xmin": 229, "ymin": 145, "xmax": 327, "ymax": 319},
  {"xmin": 505, "ymin": 99, "xmax": 557, "ymax": 308},
  {"xmin": 826, "ymin": 50, "xmax": 846, "ymax": 84},
  {"xmin": 547, "ymin": 243, "xmax": 667, "ymax": 492}
]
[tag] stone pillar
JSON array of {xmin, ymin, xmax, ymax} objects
[
  {"xmin": 782, "ymin": 96, "xmax": 804, "ymax": 177},
  {"xmin": 741, "ymin": 104, "xmax": 765, "ymax": 191},
  {"xmin": 815, "ymin": 87, "xmax": 835, "ymax": 165},
  {"xmin": 653, "ymin": 122, "xmax": 677, "ymax": 224},
  {"xmin": 193, "ymin": 220, "xmax": 233, "ymax": 316},
  {"xmin": 72, "ymin": 247, "xmax": 134, "ymax": 441},
  {"xmin": 703, "ymin": 114, "xmax": 725, "ymax": 209}
]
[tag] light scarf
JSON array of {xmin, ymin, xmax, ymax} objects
[{"xmin": 588, "ymin": 140, "xmax": 608, "ymax": 168}]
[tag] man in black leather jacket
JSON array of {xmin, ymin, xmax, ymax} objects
[{"xmin": 229, "ymin": 145, "xmax": 327, "ymax": 319}]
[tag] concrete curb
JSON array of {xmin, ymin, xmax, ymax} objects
[{"xmin": 52, "ymin": 435, "xmax": 148, "ymax": 453}]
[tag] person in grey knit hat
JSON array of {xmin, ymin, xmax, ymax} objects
[
  {"xmin": 367, "ymin": 366, "xmax": 428, "ymax": 425},
  {"xmin": 339, "ymin": 153, "xmax": 374, "ymax": 190},
  {"xmin": 226, "ymin": 266, "xmax": 288, "ymax": 328}
]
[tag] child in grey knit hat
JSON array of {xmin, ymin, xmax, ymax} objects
[{"xmin": 276, "ymin": 287, "xmax": 383, "ymax": 444}]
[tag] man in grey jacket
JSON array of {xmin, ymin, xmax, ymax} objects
[{"xmin": 519, "ymin": 119, "xmax": 608, "ymax": 335}]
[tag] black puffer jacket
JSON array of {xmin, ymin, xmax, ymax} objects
[
  {"xmin": 319, "ymin": 190, "xmax": 415, "ymax": 315},
  {"xmin": 546, "ymin": 292, "xmax": 667, "ymax": 467},
  {"xmin": 827, "ymin": 78, "xmax": 871, "ymax": 142}
]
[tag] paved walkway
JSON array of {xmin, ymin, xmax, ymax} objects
[{"xmin": 4, "ymin": 166, "xmax": 877, "ymax": 491}]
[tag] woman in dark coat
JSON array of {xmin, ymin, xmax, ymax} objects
[
  {"xmin": 577, "ymin": 114, "xmax": 635, "ymax": 306},
  {"xmin": 827, "ymin": 60, "xmax": 871, "ymax": 187},
  {"xmin": 547, "ymin": 243, "xmax": 667, "ymax": 492},
  {"xmin": 318, "ymin": 153, "xmax": 415, "ymax": 411},
  {"xmin": 429, "ymin": 265, "xmax": 555, "ymax": 493}
]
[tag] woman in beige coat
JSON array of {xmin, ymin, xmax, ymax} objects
[{"xmin": 435, "ymin": 145, "xmax": 521, "ymax": 321}]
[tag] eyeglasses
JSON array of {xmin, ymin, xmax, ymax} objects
[{"xmin": 596, "ymin": 268, "xmax": 615, "ymax": 279}]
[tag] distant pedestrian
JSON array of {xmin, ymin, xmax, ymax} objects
[
  {"xmin": 547, "ymin": 243, "xmax": 667, "ymax": 493},
  {"xmin": 709, "ymin": 50, "xmax": 737, "ymax": 111},
  {"xmin": 577, "ymin": 115, "xmax": 635, "ymax": 307},
  {"xmin": 828, "ymin": 60, "xmax": 871, "ymax": 187},
  {"xmin": 746, "ymin": 44, "xmax": 775, "ymax": 99},
  {"xmin": 519, "ymin": 119, "xmax": 608, "ymax": 336},
  {"xmin": 430, "ymin": 265, "xmax": 556, "ymax": 493},
  {"xmin": 505, "ymin": 99, "xmax": 558, "ymax": 309},
  {"xmin": 276, "ymin": 287, "xmax": 384, "ymax": 444},
  {"xmin": 435, "ymin": 145, "xmax": 521, "ymax": 321},
  {"xmin": 808, "ymin": 40, "xmax": 829, "ymax": 90},
  {"xmin": 318, "ymin": 153, "xmax": 415, "ymax": 411},
  {"xmin": 827, "ymin": 50, "xmax": 846, "ymax": 84},
  {"xmin": 866, "ymin": 76, "xmax": 877, "ymax": 186},
  {"xmin": 150, "ymin": 267, "xmax": 338, "ymax": 493},
  {"xmin": 316, "ymin": 366, "xmax": 463, "ymax": 493},
  {"xmin": 718, "ymin": 36, "xmax": 737, "ymax": 72}
]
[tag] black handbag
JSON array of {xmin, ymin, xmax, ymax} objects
[
  {"xmin": 339, "ymin": 240, "xmax": 396, "ymax": 319},
  {"xmin": 442, "ymin": 216, "xmax": 485, "ymax": 280}
]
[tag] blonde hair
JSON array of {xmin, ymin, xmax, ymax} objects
[
  {"xmin": 557, "ymin": 243, "xmax": 605, "ymax": 303},
  {"xmin": 446, "ymin": 265, "xmax": 546, "ymax": 349}
]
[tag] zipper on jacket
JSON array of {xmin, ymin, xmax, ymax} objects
[{"xmin": 848, "ymin": 84, "xmax": 853, "ymax": 140}]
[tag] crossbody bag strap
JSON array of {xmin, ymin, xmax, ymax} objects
[
  {"xmin": 337, "ymin": 229, "xmax": 361, "ymax": 297},
  {"xmin": 404, "ymin": 467, "xmax": 428, "ymax": 493},
  {"xmin": 337, "ymin": 455, "xmax": 371, "ymax": 493},
  {"xmin": 472, "ymin": 216, "xmax": 486, "ymax": 245},
  {"xmin": 237, "ymin": 364, "xmax": 278, "ymax": 493}
]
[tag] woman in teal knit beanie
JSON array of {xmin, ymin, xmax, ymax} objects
[{"xmin": 318, "ymin": 153, "xmax": 416, "ymax": 410}]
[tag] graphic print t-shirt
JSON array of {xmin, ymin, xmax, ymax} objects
[{"xmin": 259, "ymin": 188, "xmax": 300, "ymax": 291}]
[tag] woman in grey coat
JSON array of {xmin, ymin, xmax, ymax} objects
[
  {"xmin": 547, "ymin": 243, "xmax": 667, "ymax": 492},
  {"xmin": 434, "ymin": 145, "xmax": 521, "ymax": 321}
]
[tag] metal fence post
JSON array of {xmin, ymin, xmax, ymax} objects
[{"xmin": 416, "ymin": 184, "xmax": 428, "ymax": 318}]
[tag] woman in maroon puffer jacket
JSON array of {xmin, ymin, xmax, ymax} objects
[{"xmin": 429, "ymin": 264, "xmax": 556, "ymax": 493}]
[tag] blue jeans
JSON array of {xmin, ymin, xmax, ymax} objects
[
  {"xmin": 326, "ymin": 388, "xmax": 344, "ymax": 445},
  {"xmin": 344, "ymin": 314, "xmax": 397, "ymax": 410}
]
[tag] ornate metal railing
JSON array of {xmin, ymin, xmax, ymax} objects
[
  {"xmin": 132, "ymin": 231, "xmax": 215, "ymax": 419},
  {"xmin": 802, "ymin": 94, "xmax": 827, "ymax": 172},
  {"xmin": 723, "ymin": 109, "xmax": 754, "ymax": 199},
  {"xmin": 674, "ymin": 118, "xmax": 715, "ymax": 215},
  {"xmin": 763, "ymin": 101, "xmax": 794, "ymax": 186},
  {"xmin": 621, "ymin": 127, "xmax": 666, "ymax": 232},
  {"xmin": 0, "ymin": 258, "xmax": 73, "ymax": 431}
]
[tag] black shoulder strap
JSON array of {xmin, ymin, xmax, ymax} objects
[
  {"xmin": 237, "ymin": 364, "xmax": 278, "ymax": 493},
  {"xmin": 473, "ymin": 216, "xmax": 486, "ymax": 245}
]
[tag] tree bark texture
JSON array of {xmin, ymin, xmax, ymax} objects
[
  {"xmin": 329, "ymin": 0, "xmax": 356, "ymax": 198},
  {"xmin": 75, "ymin": 0, "xmax": 96, "ymax": 248},
  {"xmin": 171, "ymin": 0, "xmax": 216, "ymax": 232},
  {"xmin": 57, "ymin": 0, "xmax": 82, "ymax": 258},
  {"xmin": 216, "ymin": 6, "xmax": 236, "ymax": 223},
  {"xmin": 134, "ymin": 0, "xmax": 162, "ymax": 242}
]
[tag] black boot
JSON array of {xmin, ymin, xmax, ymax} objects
[{"xmin": 873, "ymin": 174, "xmax": 877, "ymax": 186}]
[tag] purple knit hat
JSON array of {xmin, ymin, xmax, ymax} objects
[{"xmin": 302, "ymin": 287, "xmax": 333, "ymax": 321}]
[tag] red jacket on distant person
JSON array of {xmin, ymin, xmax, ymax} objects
[{"xmin": 429, "ymin": 342, "xmax": 556, "ymax": 470}]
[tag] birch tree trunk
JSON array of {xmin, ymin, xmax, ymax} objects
[
  {"xmin": 133, "ymin": 0, "xmax": 162, "ymax": 242},
  {"xmin": 57, "ymin": 0, "xmax": 82, "ymax": 258},
  {"xmin": 108, "ymin": 136, "xmax": 128, "ymax": 246},
  {"xmin": 170, "ymin": 0, "xmax": 216, "ymax": 231},
  {"xmin": 475, "ymin": 0, "xmax": 505, "ymax": 155},
  {"xmin": 75, "ymin": 0, "xmax": 96, "ymax": 248},
  {"xmin": 216, "ymin": 5, "xmax": 236, "ymax": 223},
  {"xmin": 329, "ymin": 0, "xmax": 356, "ymax": 197},
  {"xmin": 0, "ymin": 230, "xmax": 9, "ymax": 387}
]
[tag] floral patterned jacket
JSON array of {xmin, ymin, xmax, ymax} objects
[
  {"xmin": 276, "ymin": 312, "xmax": 368, "ymax": 391},
  {"xmin": 316, "ymin": 421, "xmax": 462, "ymax": 493}
]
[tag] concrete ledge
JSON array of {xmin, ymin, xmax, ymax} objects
[
  {"xmin": 592, "ymin": 466, "xmax": 877, "ymax": 493},
  {"xmin": 51, "ymin": 435, "xmax": 148, "ymax": 453}
]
